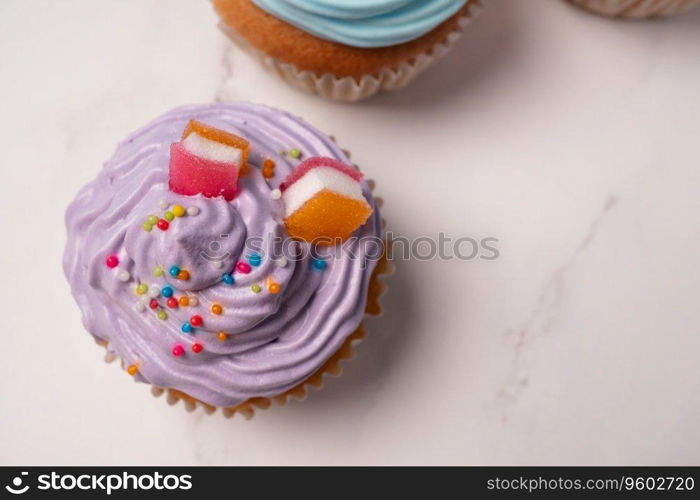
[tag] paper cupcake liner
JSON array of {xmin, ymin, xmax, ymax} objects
[
  {"xmin": 217, "ymin": 1, "xmax": 482, "ymax": 102},
  {"xmin": 568, "ymin": 0, "xmax": 700, "ymax": 17},
  {"xmin": 98, "ymin": 169, "xmax": 393, "ymax": 419}
]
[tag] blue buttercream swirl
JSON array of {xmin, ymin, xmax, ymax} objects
[{"xmin": 252, "ymin": 0, "xmax": 468, "ymax": 48}]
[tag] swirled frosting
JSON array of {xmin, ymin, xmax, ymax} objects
[
  {"xmin": 251, "ymin": 0, "xmax": 468, "ymax": 48},
  {"xmin": 63, "ymin": 103, "xmax": 382, "ymax": 408}
]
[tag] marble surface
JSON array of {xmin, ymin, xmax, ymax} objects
[{"xmin": 1, "ymin": 0, "xmax": 699, "ymax": 465}]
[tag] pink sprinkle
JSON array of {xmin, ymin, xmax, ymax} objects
[
  {"xmin": 236, "ymin": 261, "xmax": 251, "ymax": 274},
  {"xmin": 172, "ymin": 344, "xmax": 185, "ymax": 357},
  {"xmin": 105, "ymin": 255, "xmax": 119, "ymax": 268}
]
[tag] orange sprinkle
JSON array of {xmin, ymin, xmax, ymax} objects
[
  {"xmin": 177, "ymin": 269, "xmax": 190, "ymax": 281},
  {"xmin": 211, "ymin": 303, "xmax": 223, "ymax": 315},
  {"xmin": 216, "ymin": 331, "xmax": 229, "ymax": 342},
  {"xmin": 262, "ymin": 158, "xmax": 276, "ymax": 178},
  {"xmin": 178, "ymin": 296, "xmax": 190, "ymax": 306},
  {"xmin": 127, "ymin": 364, "xmax": 139, "ymax": 376},
  {"xmin": 269, "ymin": 283, "xmax": 281, "ymax": 294}
]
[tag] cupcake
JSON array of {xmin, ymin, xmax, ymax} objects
[
  {"xmin": 567, "ymin": 0, "xmax": 700, "ymax": 18},
  {"xmin": 213, "ymin": 0, "xmax": 483, "ymax": 101},
  {"xmin": 64, "ymin": 103, "xmax": 390, "ymax": 418}
]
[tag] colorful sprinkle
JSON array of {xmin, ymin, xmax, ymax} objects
[
  {"xmin": 161, "ymin": 285, "xmax": 174, "ymax": 298},
  {"xmin": 172, "ymin": 344, "xmax": 185, "ymax": 357},
  {"xmin": 192, "ymin": 343, "xmax": 203, "ymax": 354},
  {"xmin": 267, "ymin": 277, "xmax": 281, "ymax": 294},
  {"xmin": 262, "ymin": 158, "xmax": 275, "ymax": 178},
  {"xmin": 157, "ymin": 219, "xmax": 169, "ymax": 231},
  {"xmin": 147, "ymin": 286, "xmax": 160, "ymax": 298},
  {"xmin": 149, "ymin": 299, "xmax": 158, "ymax": 310},
  {"xmin": 152, "ymin": 266, "xmax": 164, "ymax": 277},
  {"xmin": 248, "ymin": 253, "xmax": 262, "ymax": 267},
  {"xmin": 178, "ymin": 296, "xmax": 190, "ymax": 307},
  {"xmin": 142, "ymin": 222, "xmax": 153, "ymax": 232},
  {"xmin": 190, "ymin": 315, "xmax": 203, "ymax": 327},
  {"xmin": 166, "ymin": 297, "xmax": 178, "ymax": 309},
  {"xmin": 177, "ymin": 269, "xmax": 190, "ymax": 281},
  {"xmin": 188, "ymin": 296, "xmax": 199, "ymax": 307},
  {"xmin": 212, "ymin": 260, "xmax": 224, "ymax": 269},
  {"xmin": 181, "ymin": 322, "xmax": 193, "ymax": 333},
  {"xmin": 172, "ymin": 205, "xmax": 185, "ymax": 217},
  {"xmin": 159, "ymin": 200, "xmax": 168, "ymax": 210},
  {"xmin": 134, "ymin": 302, "xmax": 146, "ymax": 313},
  {"xmin": 312, "ymin": 258, "xmax": 327, "ymax": 271},
  {"xmin": 127, "ymin": 364, "xmax": 139, "ymax": 376},
  {"xmin": 222, "ymin": 273, "xmax": 234, "ymax": 285},
  {"xmin": 157, "ymin": 310, "xmax": 168, "ymax": 320},
  {"xmin": 275, "ymin": 257, "xmax": 288, "ymax": 268},
  {"xmin": 236, "ymin": 262, "xmax": 252, "ymax": 274},
  {"xmin": 270, "ymin": 188, "xmax": 282, "ymax": 200},
  {"xmin": 164, "ymin": 211, "xmax": 175, "ymax": 222},
  {"xmin": 217, "ymin": 331, "xmax": 229, "ymax": 342},
  {"xmin": 251, "ymin": 284, "xmax": 262, "ymax": 294},
  {"xmin": 288, "ymin": 148, "xmax": 301, "ymax": 159},
  {"xmin": 187, "ymin": 206, "xmax": 200, "ymax": 216},
  {"xmin": 117, "ymin": 270, "xmax": 130, "ymax": 282},
  {"xmin": 147, "ymin": 215, "xmax": 158, "ymax": 226},
  {"xmin": 135, "ymin": 283, "xmax": 148, "ymax": 295},
  {"xmin": 211, "ymin": 304, "xmax": 223, "ymax": 315},
  {"xmin": 105, "ymin": 255, "xmax": 119, "ymax": 268},
  {"xmin": 169, "ymin": 266, "xmax": 180, "ymax": 277}
]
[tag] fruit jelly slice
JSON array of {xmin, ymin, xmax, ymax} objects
[
  {"xmin": 182, "ymin": 120, "xmax": 250, "ymax": 174},
  {"xmin": 169, "ymin": 143, "xmax": 237, "ymax": 201}
]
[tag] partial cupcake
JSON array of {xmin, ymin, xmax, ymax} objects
[
  {"xmin": 567, "ymin": 0, "xmax": 699, "ymax": 18},
  {"xmin": 64, "ymin": 103, "xmax": 390, "ymax": 417},
  {"xmin": 213, "ymin": 0, "xmax": 483, "ymax": 101}
]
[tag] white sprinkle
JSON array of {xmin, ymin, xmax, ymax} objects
[
  {"xmin": 118, "ymin": 270, "xmax": 131, "ymax": 282},
  {"xmin": 134, "ymin": 302, "xmax": 146, "ymax": 313},
  {"xmin": 187, "ymin": 206, "xmax": 200, "ymax": 216},
  {"xmin": 212, "ymin": 260, "xmax": 223, "ymax": 269},
  {"xmin": 159, "ymin": 199, "xmax": 168, "ymax": 210},
  {"xmin": 148, "ymin": 286, "xmax": 160, "ymax": 298},
  {"xmin": 188, "ymin": 296, "xmax": 199, "ymax": 307},
  {"xmin": 275, "ymin": 257, "xmax": 288, "ymax": 268},
  {"xmin": 270, "ymin": 189, "xmax": 282, "ymax": 200}
]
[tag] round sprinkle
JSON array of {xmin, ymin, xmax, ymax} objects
[
  {"xmin": 312, "ymin": 259, "xmax": 327, "ymax": 271},
  {"xmin": 190, "ymin": 315, "xmax": 203, "ymax": 327},
  {"xmin": 135, "ymin": 283, "xmax": 148, "ymax": 295},
  {"xmin": 177, "ymin": 269, "xmax": 190, "ymax": 281},
  {"xmin": 217, "ymin": 332, "xmax": 228, "ymax": 342},
  {"xmin": 147, "ymin": 286, "xmax": 160, "ymax": 298},
  {"xmin": 157, "ymin": 219, "xmax": 169, "ymax": 231},
  {"xmin": 236, "ymin": 262, "xmax": 252, "ymax": 274},
  {"xmin": 127, "ymin": 364, "xmax": 139, "ymax": 376},
  {"xmin": 159, "ymin": 199, "xmax": 168, "ymax": 209},
  {"xmin": 166, "ymin": 297, "xmax": 178, "ymax": 309},
  {"xmin": 212, "ymin": 260, "xmax": 223, "ymax": 269},
  {"xmin": 172, "ymin": 205, "xmax": 185, "ymax": 217},
  {"xmin": 222, "ymin": 273, "xmax": 234, "ymax": 285},
  {"xmin": 147, "ymin": 215, "xmax": 158, "ymax": 226},
  {"xmin": 157, "ymin": 310, "xmax": 168, "ymax": 320},
  {"xmin": 189, "ymin": 296, "xmax": 199, "ymax": 307},
  {"xmin": 178, "ymin": 296, "xmax": 190, "ymax": 307},
  {"xmin": 248, "ymin": 253, "xmax": 262, "ymax": 267},
  {"xmin": 149, "ymin": 298, "xmax": 158, "ymax": 310},
  {"xmin": 187, "ymin": 206, "xmax": 200, "ymax": 216},
  {"xmin": 161, "ymin": 285, "xmax": 174, "ymax": 298},
  {"xmin": 275, "ymin": 257, "xmax": 288, "ymax": 268},
  {"xmin": 134, "ymin": 302, "xmax": 146, "ymax": 313},
  {"xmin": 118, "ymin": 270, "xmax": 131, "ymax": 282},
  {"xmin": 192, "ymin": 343, "xmax": 203, "ymax": 354},
  {"xmin": 181, "ymin": 322, "xmax": 193, "ymax": 333},
  {"xmin": 152, "ymin": 266, "xmax": 164, "ymax": 277},
  {"xmin": 169, "ymin": 266, "xmax": 180, "ymax": 277},
  {"xmin": 270, "ymin": 189, "xmax": 281, "ymax": 200},
  {"xmin": 142, "ymin": 222, "xmax": 153, "ymax": 232},
  {"xmin": 172, "ymin": 344, "xmax": 185, "ymax": 357},
  {"xmin": 105, "ymin": 255, "xmax": 119, "ymax": 268},
  {"xmin": 251, "ymin": 284, "xmax": 262, "ymax": 293},
  {"xmin": 211, "ymin": 304, "xmax": 223, "ymax": 315},
  {"xmin": 268, "ymin": 283, "xmax": 281, "ymax": 294},
  {"xmin": 164, "ymin": 211, "xmax": 175, "ymax": 222},
  {"xmin": 289, "ymin": 148, "xmax": 301, "ymax": 159}
]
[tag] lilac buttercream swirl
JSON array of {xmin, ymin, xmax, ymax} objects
[{"xmin": 64, "ymin": 103, "xmax": 382, "ymax": 407}]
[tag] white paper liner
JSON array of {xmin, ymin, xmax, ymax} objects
[
  {"xmin": 569, "ymin": 0, "xmax": 700, "ymax": 17},
  {"xmin": 217, "ymin": 0, "xmax": 483, "ymax": 102}
]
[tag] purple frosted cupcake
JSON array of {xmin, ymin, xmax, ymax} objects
[{"xmin": 64, "ymin": 103, "xmax": 390, "ymax": 417}]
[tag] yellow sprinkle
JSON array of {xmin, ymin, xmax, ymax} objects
[{"xmin": 172, "ymin": 205, "xmax": 185, "ymax": 217}]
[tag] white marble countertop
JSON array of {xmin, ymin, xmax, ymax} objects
[{"xmin": 1, "ymin": 0, "xmax": 699, "ymax": 465}]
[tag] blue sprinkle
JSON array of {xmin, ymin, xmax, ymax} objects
[
  {"xmin": 181, "ymin": 322, "xmax": 193, "ymax": 333},
  {"xmin": 312, "ymin": 258, "xmax": 327, "ymax": 271},
  {"xmin": 161, "ymin": 286, "xmax": 174, "ymax": 298},
  {"xmin": 248, "ymin": 253, "xmax": 262, "ymax": 267},
  {"xmin": 169, "ymin": 265, "xmax": 180, "ymax": 277},
  {"xmin": 222, "ymin": 273, "xmax": 235, "ymax": 285}
]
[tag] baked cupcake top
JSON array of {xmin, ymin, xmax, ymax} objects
[
  {"xmin": 64, "ymin": 103, "xmax": 382, "ymax": 408},
  {"xmin": 251, "ymin": 0, "xmax": 468, "ymax": 47}
]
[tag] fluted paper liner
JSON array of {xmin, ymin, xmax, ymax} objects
[
  {"xmin": 217, "ymin": 1, "xmax": 482, "ymax": 102},
  {"xmin": 569, "ymin": 0, "xmax": 699, "ymax": 17}
]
